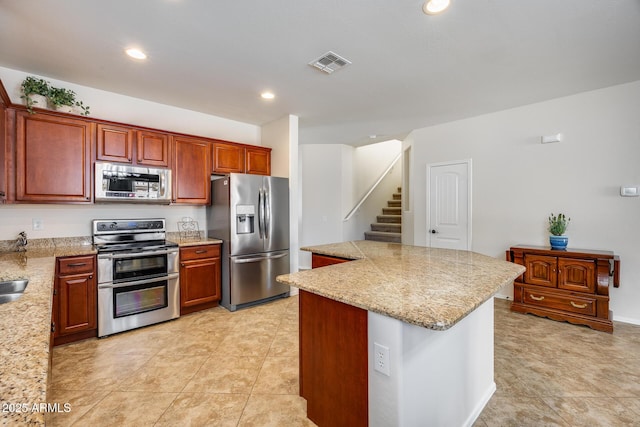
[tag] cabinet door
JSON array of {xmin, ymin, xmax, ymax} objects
[
  {"xmin": 57, "ymin": 272, "xmax": 97, "ymax": 336},
  {"xmin": 96, "ymin": 123, "xmax": 134, "ymax": 163},
  {"xmin": 180, "ymin": 257, "xmax": 221, "ymax": 308},
  {"xmin": 557, "ymin": 258, "xmax": 596, "ymax": 293},
  {"xmin": 137, "ymin": 130, "xmax": 170, "ymax": 167},
  {"xmin": 16, "ymin": 111, "xmax": 92, "ymax": 202},
  {"xmin": 212, "ymin": 141, "xmax": 245, "ymax": 174},
  {"xmin": 172, "ymin": 136, "xmax": 211, "ymax": 204},
  {"xmin": 246, "ymin": 146, "xmax": 271, "ymax": 175},
  {"xmin": 524, "ymin": 254, "xmax": 557, "ymax": 288}
]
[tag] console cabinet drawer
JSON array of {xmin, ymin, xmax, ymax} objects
[{"xmin": 523, "ymin": 288, "xmax": 596, "ymax": 316}]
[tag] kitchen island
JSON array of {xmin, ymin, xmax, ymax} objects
[{"xmin": 277, "ymin": 240, "xmax": 525, "ymax": 427}]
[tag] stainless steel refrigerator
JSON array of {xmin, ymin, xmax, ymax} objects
[{"xmin": 207, "ymin": 173, "xmax": 290, "ymax": 311}]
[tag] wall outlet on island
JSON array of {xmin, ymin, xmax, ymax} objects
[
  {"xmin": 374, "ymin": 342, "xmax": 390, "ymax": 376},
  {"xmin": 32, "ymin": 218, "xmax": 44, "ymax": 231}
]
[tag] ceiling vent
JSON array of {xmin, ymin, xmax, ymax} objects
[{"xmin": 309, "ymin": 51, "xmax": 351, "ymax": 74}]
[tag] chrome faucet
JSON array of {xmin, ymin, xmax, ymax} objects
[{"xmin": 16, "ymin": 231, "xmax": 28, "ymax": 252}]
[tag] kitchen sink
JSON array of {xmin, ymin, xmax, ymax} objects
[{"xmin": 0, "ymin": 279, "xmax": 29, "ymax": 304}]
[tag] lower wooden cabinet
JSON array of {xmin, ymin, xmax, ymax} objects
[
  {"xmin": 52, "ymin": 255, "xmax": 97, "ymax": 346},
  {"xmin": 179, "ymin": 243, "xmax": 221, "ymax": 315}
]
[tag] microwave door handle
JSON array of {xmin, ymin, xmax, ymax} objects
[{"xmin": 159, "ymin": 173, "xmax": 166, "ymax": 198}]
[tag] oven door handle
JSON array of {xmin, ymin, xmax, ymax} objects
[
  {"xmin": 98, "ymin": 273, "xmax": 179, "ymax": 289},
  {"xmin": 98, "ymin": 248, "xmax": 179, "ymax": 260}
]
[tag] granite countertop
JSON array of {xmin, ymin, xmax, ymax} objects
[
  {"xmin": 165, "ymin": 232, "xmax": 223, "ymax": 247},
  {"xmin": 0, "ymin": 239, "xmax": 95, "ymax": 426},
  {"xmin": 277, "ymin": 240, "xmax": 525, "ymax": 331}
]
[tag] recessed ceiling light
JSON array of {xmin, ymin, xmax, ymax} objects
[
  {"xmin": 261, "ymin": 92, "xmax": 275, "ymax": 100},
  {"xmin": 423, "ymin": 0, "xmax": 450, "ymax": 15},
  {"xmin": 125, "ymin": 48, "xmax": 147, "ymax": 60}
]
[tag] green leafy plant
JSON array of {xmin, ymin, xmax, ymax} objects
[
  {"xmin": 48, "ymin": 87, "xmax": 90, "ymax": 116},
  {"xmin": 20, "ymin": 76, "xmax": 51, "ymax": 113},
  {"xmin": 548, "ymin": 213, "xmax": 570, "ymax": 236}
]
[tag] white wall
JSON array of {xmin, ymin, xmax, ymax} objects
[
  {"xmin": 262, "ymin": 115, "xmax": 300, "ymax": 290},
  {"xmin": 299, "ymin": 144, "xmax": 348, "ymax": 269},
  {"xmin": 0, "ymin": 204, "xmax": 203, "ymax": 240},
  {"xmin": 0, "ymin": 66, "xmax": 260, "ymax": 144},
  {"xmin": 408, "ymin": 80, "xmax": 640, "ymax": 324},
  {"xmin": 0, "ymin": 66, "xmax": 261, "ymax": 242}
]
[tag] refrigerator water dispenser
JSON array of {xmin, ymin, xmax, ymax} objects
[{"xmin": 236, "ymin": 205, "xmax": 255, "ymax": 234}]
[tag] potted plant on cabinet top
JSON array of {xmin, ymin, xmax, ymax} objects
[
  {"xmin": 48, "ymin": 87, "xmax": 90, "ymax": 116},
  {"xmin": 548, "ymin": 212, "xmax": 570, "ymax": 250},
  {"xmin": 20, "ymin": 76, "xmax": 50, "ymax": 114}
]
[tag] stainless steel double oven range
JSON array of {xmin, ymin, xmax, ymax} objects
[{"xmin": 93, "ymin": 219, "xmax": 179, "ymax": 337}]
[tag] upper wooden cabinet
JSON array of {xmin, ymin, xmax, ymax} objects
[
  {"xmin": 246, "ymin": 146, "xmax": 272, "ymax": 175},
  {"xmin": 96, "ymin": 123, "xmax": 134, "ymax": 163},
  {"xmin": 16, "ymin": 111, "xmax": 93, "ymax": 203},
  {"xmin": 212, "ymin": 141, "xmax": 245, "ymax": 174},
  {"xmin": 172, "ymin": 135, "xmax": 211, "ymax": 204},
  {"xmin": 96, "ymin": 124, "xmax": 170, "ymax": 167},
  {"xmin": 136, "ymin": 130, "xmax": 170, "ymax": 167}
]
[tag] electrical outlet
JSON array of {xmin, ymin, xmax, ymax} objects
[
  {"xmin": 32, "ymin": 218, "xmax": 44, "ymax": 231},
  {"xmin": 374, "ymin": 342, "xmax": 390, "ymax": 376}
]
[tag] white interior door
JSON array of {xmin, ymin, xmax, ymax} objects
[{"xmin": 426, "ymin": 160, "xmax": 471, "ymax": 250}]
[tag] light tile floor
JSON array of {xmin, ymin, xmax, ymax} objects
[{"xmin": 49, "ymin": 297, "xmax": 640, "ymax": 426}]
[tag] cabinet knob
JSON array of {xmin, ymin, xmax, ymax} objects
[
  {"xmin": 429, "ymin": 229, "xmax": 438, "ymax": 234},
  {"xmin": 89, "ymin": 275, "xmax": 93, "ymax": 279}
]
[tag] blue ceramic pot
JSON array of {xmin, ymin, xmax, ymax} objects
[{"xmin": 549, "ymin": 235, "xmax": 568, "ymax": 250}]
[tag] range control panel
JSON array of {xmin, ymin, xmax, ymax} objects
[{"xmin": 93, "ymin": 219, "xmax": 166, "ymax": 234}]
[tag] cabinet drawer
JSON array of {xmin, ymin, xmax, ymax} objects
[
  {"xmin": 523, "ymin": 288, "xmax": 596, "ymax": 316},
  {"xmin": 180, "ymin": 244, "xmax": 221, "ymax": 261},
  {"xmin": 58, "ymin": 255, "xmax": 95, "ymax": 275}
]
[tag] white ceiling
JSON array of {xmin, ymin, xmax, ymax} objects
[{"xmin": 1, "ymin": 0, "xmax": 639, "ymax": 146}]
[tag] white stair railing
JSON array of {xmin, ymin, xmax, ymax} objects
[{"xmin": 343, "ymin": 153, "xmax": 401, "ymax": 222}]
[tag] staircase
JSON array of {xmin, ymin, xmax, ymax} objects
[{"xmin": 364, "ymin": 187, "xmax": 402, "ymax": 243}]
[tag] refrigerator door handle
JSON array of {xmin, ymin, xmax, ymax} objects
[
  {"xmin": 258, "ymin": 188, "xmax": 265, "ymax": 239},
  {"xmin": 264, "ymin": 189, "xmax": 271, "ymax": 240},
  {"xmin": 232, "ymin": 252, "xmax": 288, "ymax": 263}
]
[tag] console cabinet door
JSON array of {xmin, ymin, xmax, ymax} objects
[
  {"xmin": 16, "ymin": 111, "xmax": 92, "ymax": 203},
  {"xmin": 137, "ymin": 130, "xmax": 170, "ymax": 167},
  {"xmin": 172, "ymin": 136, "xmax": 211, "ymax": 204},
  {"xmin": 524, "ymin": 254, "xmax": 557, "ymax": 288},
  {"xmin": 246, "ymin": 146, "xmax": 271, "ymax": 175},
  {"xmin": 212, "ymin": 141, "xmax": 245, "ymax": 174},
  {"xmin": 96, "ymin": 123, "xmax": 134, "ymax": 163},
  {"xmin": 557, "ymin": 258, "xmax": 596, "ymax": 293}
]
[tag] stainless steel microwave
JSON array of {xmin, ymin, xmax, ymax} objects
[{"xmin": 95, "ymin": 162, "xmax": 172, "ymax": 204}]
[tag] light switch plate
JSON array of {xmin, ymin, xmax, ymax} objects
[{"xmin": 620, "ymin": 186, "xmax": 639, "ymax": 197}]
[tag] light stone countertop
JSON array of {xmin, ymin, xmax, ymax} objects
[
  {"xmin": 277, "ymin": 240, "xmax": 525, "ymax": 331},
  {"xmin": 0, "ymin": 240, "xmax": 95, "ymax": 426}
]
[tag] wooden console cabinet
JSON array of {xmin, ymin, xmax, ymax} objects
[
  {"xmin": 52, "ymin": 255, "xmax": 98, "ymax": 345},
  {"xmin": 508, "ymin": 245, "xmax": 620, "ymax": 333},
  {"xmin": 179, "ymin": 243, "xmax": 221, "ymax": 315}
]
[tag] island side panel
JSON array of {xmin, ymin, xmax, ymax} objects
[{"xmin": 299, "ymin": 290, "xmax": 368, "ymax": 427}]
